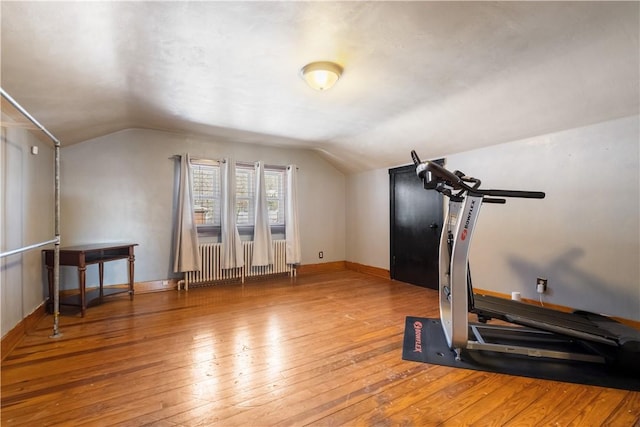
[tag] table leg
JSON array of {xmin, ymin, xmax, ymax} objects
[
  {"xmin": 128, "ymin": 253, "xmax": 135, "ymax": 300},
  {"xmin": 46, "ymin": 265, "xmax": 54, "ymax": 313},
  {"xmin": 99, "ymin": 261, "xmax": 104, "ymax": 301},
  {"xmin": 79, "ymin": 266, "xmax": 86, "ymax": 317}
]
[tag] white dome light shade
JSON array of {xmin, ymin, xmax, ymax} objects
[{"xmin": 300, "ymin": 61, "xmax": 343, "ymax": 91}]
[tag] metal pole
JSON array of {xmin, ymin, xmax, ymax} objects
[
  {"xmin": 0, "ymin": 88, "xmax": 61, "ymax": 145},
  {"xmin": 51, "ymin": 140, "xmax": 62, "ymax": 338},
  {"xmin": 0, "ymin": 238, "xmax": 58, "ymax": 258},
  {"xmin": 1, "ymin": 87, "xmax": 62, "ymax": 338}
]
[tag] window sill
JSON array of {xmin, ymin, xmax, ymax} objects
[{"xmin": 196, "ymin": 225, "xmax": 285, "ymax": 238}]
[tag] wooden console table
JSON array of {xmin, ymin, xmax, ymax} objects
[{"xmin": 44, "ymin": 243, "xmax": 137, "ymax": 317}]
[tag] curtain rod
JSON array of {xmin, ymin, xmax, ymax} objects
[
  {"xmin": 170, "ymin": 155, "xmax": 297, "ymax": 170},
  {"xmin": 169, "ymin": 155, "xmax": 221, "ymax": 164}
]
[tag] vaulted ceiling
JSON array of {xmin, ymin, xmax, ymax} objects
[{"xmin": 2, "ymin": 2, "xmax": 638, "ymax": 173}]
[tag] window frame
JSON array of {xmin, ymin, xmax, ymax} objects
[{"xmin": 190, "ymin": 158, "xmax": 287, "ymax": 238}]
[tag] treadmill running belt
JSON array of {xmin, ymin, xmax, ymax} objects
[{"xmin": 472, "ymin": 294, "xmax": 622, "ymax": 344}]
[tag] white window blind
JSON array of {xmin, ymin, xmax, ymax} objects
[
  {"xmin": 191, "ymin": 161, "xmax": 221, "ymax": 226},
  {"xmin": 265, "ymin": 169, "xmax": 285, "ymax": 225},
  {"xmin": 235, "ymin": 166, "xmax": 255, "ymax": 226},
  {"xmin": 190, "ymin": 159, "xmax": 285, "ymax": 229}
]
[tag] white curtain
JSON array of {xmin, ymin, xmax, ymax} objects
[
  {"xmin": 173, "ymin": 154, "xmax": 200, "ymax": 273},
  {"xmin": 221, "ymin": 158, "xmax": 244, "ymax": 269},
  {"xmin": 252, "ymin": 161, "xmax": 273, "ymax": 266},
  {"xmin": 285, "ymin": 165, "xmax": 301, "ymax": 265}
]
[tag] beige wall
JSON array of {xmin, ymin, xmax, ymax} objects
[{"xmin": 346, "ymin": 115, "xmax": 640, "ymax": 321}]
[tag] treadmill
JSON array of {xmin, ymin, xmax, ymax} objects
[{"xmin": 411, "ymin": 150, "xmax": 640, "ymax": 368}]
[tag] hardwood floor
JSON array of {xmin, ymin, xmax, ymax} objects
[{"xmin": 2, "ymin": 270, "xmax": 639, "ymax": 426}]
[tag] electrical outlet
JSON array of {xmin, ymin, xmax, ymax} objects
[
  {"xmin": 536, "ymin": 277, "xmax": 547, "ymax": 293},
  {"xmin": 318, "ymin": 251, "xmax": 324, "ymax": 259}
]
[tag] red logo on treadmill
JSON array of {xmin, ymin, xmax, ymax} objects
[
  {"xmin": 460, "ymin": 200, "xmax": 475, "ymax": 241},
  {"xmin": 413, "ymin": 321, "xmax": 423, "ymax": 353}
]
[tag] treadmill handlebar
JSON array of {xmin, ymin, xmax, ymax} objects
[
  {"xmin": 482, "ymin": 189, "xmax": 545, "ymax": 199},
  {"xmin": 412, "ymin": 150, "xmax": 463, "ymax": 187},
  {"xmin": 410, "ymin": 150, "xmax": 545, "ymax": 200}
]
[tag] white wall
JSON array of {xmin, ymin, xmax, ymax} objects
[
  {"xmin": 345, "ymin": 168, "xmax": 390, "ymax": 269},
  {"xmin": 59, "ymin": 128, "xmax": 346, "ymax": 287},
  {"xmin": 1, "ymin": 126, "xmax": 55, "ymax": 337},
  {"xmin": 346, "ymin": 116, "xmax": 640, "ymax": 321},
  {"xmin": 4, "ymin": 115, "xmax": 638, "ymax": 336}
]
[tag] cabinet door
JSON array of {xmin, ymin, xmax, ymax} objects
[{"xmin": 389, "ymin": 163, "xmax": 443, "ymax": 289}]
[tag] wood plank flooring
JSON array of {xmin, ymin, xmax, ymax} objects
[{"xmin": 2, "ymin": 270, "xmax": 639, "ymax": 426}]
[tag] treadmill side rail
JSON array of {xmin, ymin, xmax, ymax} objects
[{"xmin": 467, "ymin": 323, "xmax": 606, "ymax": 364}]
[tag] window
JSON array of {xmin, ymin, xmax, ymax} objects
[
  {"xmin": 264, "ymin": 169, "xmax": 285, "ymax": 225},
  {"xmin": 191, "ymin": 160, "xmax": 221, "ymax": 226},
  {"xmin": 235, "ymin": 166, "xmax": 255, "ymax": 226},
  {"xmin": 190, "ymin": 159, "xmax": 286, "ymax": 231}
]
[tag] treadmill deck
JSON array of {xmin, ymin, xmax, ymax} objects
[{"xmin": 471, "ymin": 294, "xmax": 640, "ymax": 346}]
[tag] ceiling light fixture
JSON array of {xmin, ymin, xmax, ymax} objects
[{"xmin": 300, "ymin": 61, "xmax": 343, "ymax": 91}]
